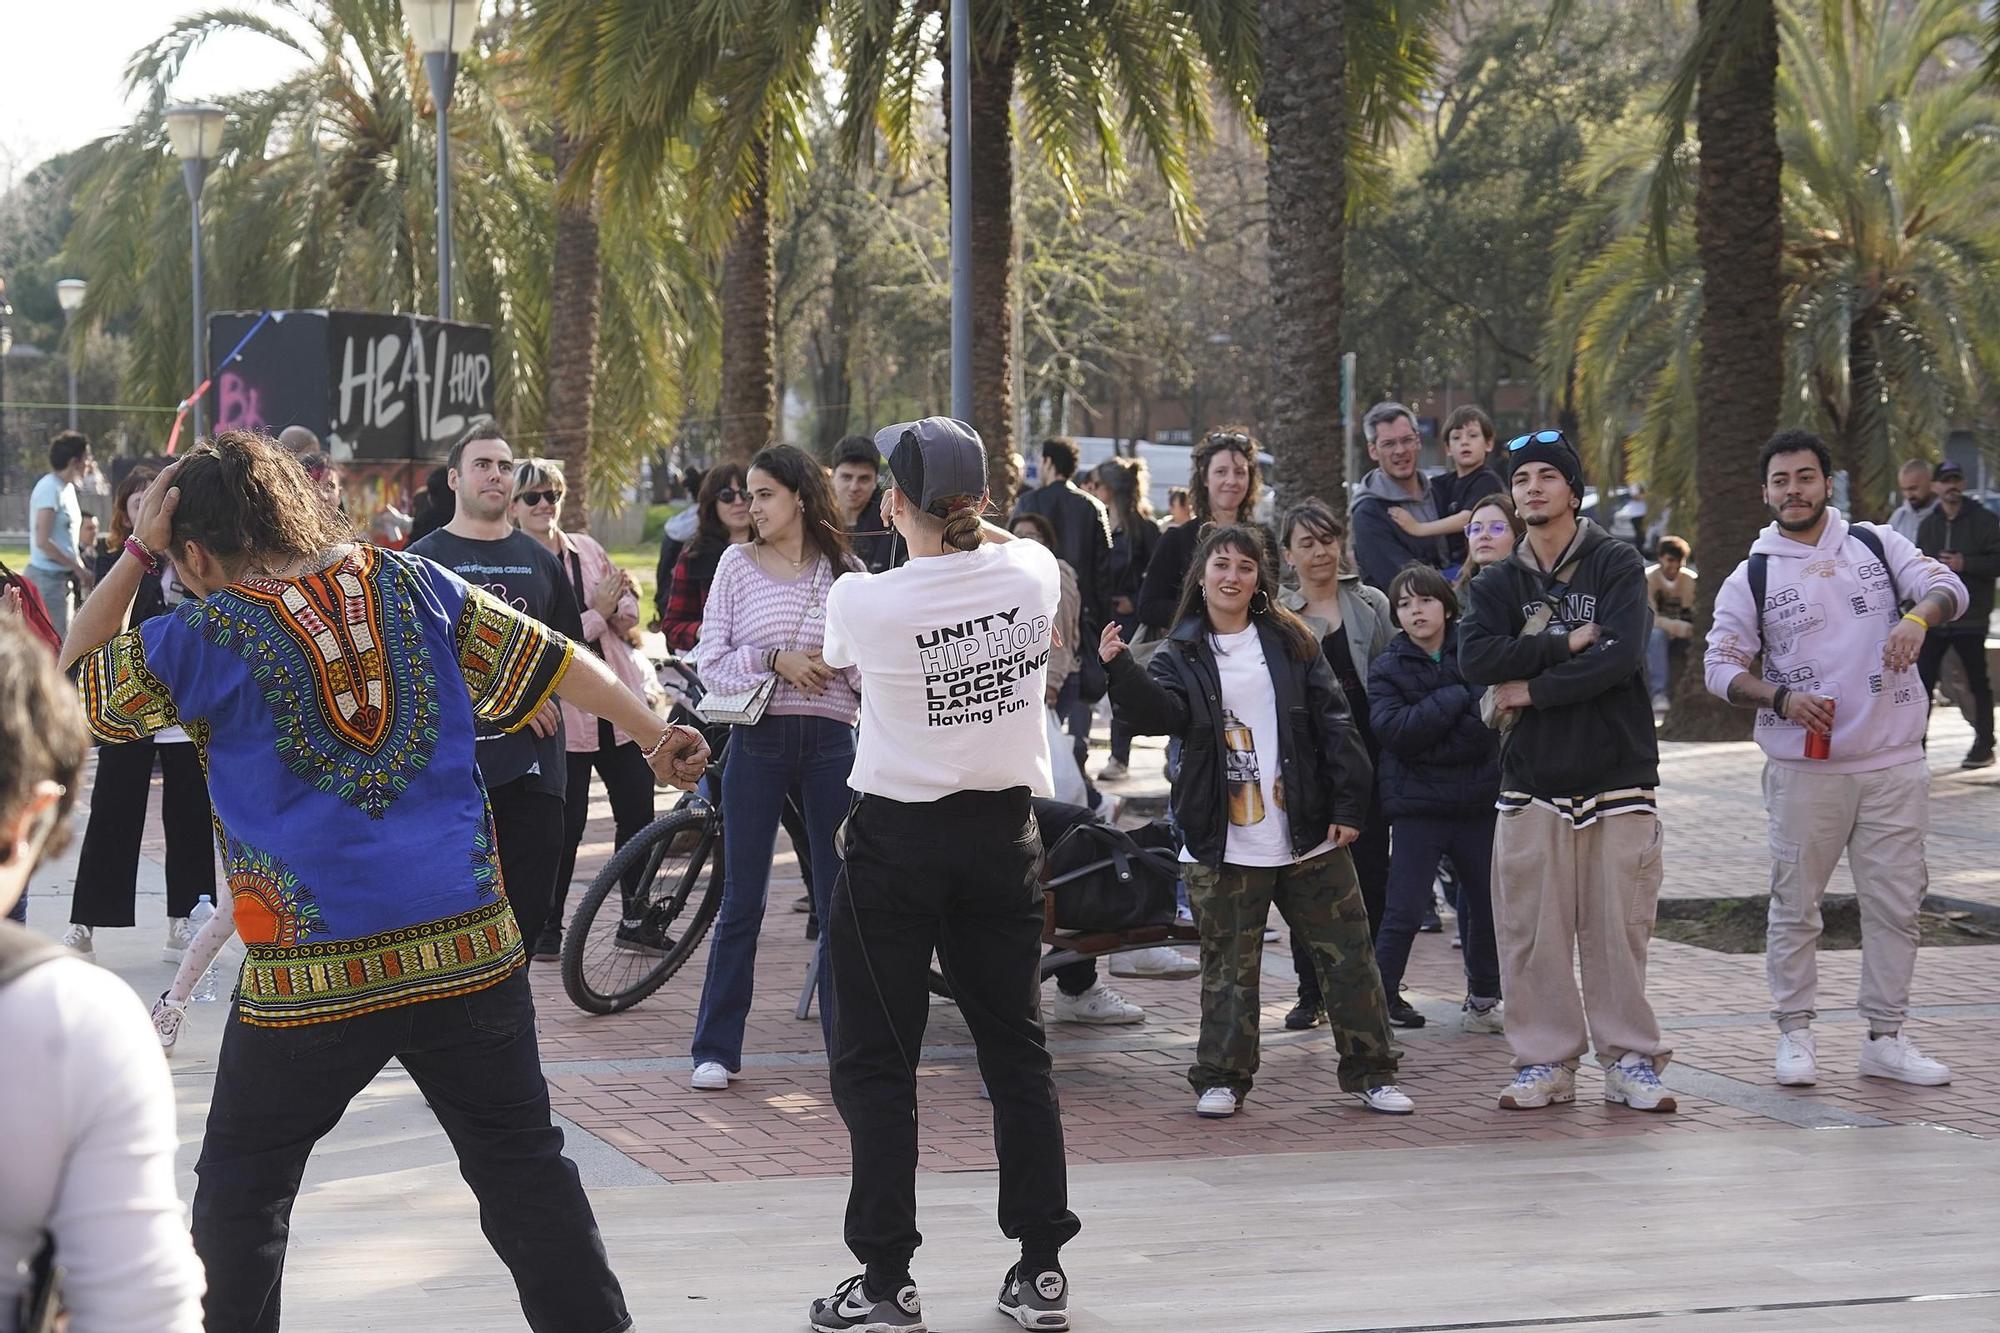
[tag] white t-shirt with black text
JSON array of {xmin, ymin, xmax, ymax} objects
[
  {"xmin": 1187, "ymin": 623, "xmax": 1334, "ymax": 867},
  {"xmin": 823, "ymin": 539, "xmax": 1060, "ymax": 803}
]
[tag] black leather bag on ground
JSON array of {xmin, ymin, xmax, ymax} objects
[{"xmin": 1034, "ymin": 800, "xmax": 1181, "ymax": 932}]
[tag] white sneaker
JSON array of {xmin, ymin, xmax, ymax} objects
[
  {"xmin": 1775, "ymin": 1029, "xmax": 1817, "ymax": 1086},
  {"xmin": 1194, "ymin": 1087, "xmax": 1239, "ymax": 1118},
  {"xmin": 151, "ymin": 992, "xmax": 187, "ymax": 1054},
  {"xmin": 690, "ymin": 1061, "xmax": 732, "ymax": 1091},
  {"xmin": 1093, "ymin": 793, "xmax": 1124, "ymax": 826},
  {"xmin": 1603, "ymin": 1054, "xmax": 1677, "ymax": 1112},
  {"xmin": 1355, "ymin": 1084, "xmax": 1415, "ymax": 1115},
  {"xmin": 1261, "ymin": 925, "xmax": 1281, "ymax": 942},
  {"xmin": 1097, "ymin": 759, "xmax": 1130, "ymax": 782},
  {"xmin": 59, "ymin": 923, "xmax": 93, "ymax": 960},
  {"xmin": 1858, "ymin": 1032, "xmax": 1951, "ymax": 1086},
  {"xmin": 1461, "ymin": 1000, "xmax": 1505, "ymax": 1035},
  {"xmin": 1108, "ymin": 945, "xmax": 1200, "ymax": 980},
  {"xmin": 1050, "ymin": 982, "xmax": 1145, "ymax": 1025},
  {"xmin": 163, "ymin": 916, "xmax": 194, "ymax": 964},
  {"xmin": 1498, "ymin": 1062, "xmax": 1576, "ymax": 1110}
]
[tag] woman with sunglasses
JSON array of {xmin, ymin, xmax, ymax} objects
[
  {"xmin": 512, "ymin": 458, "xmax": 657, "ymax": 960},
  {"xmin": 661, "ymin": 464, "xmax": 754, "ymax": 651},
  {"xmin": 1276, "ymin": 498, "xmax": 1395, "ymax": 1029},
  {"xmin": 1102, "ymin": 523, "xmax": 1411, "ymax": 1121}
]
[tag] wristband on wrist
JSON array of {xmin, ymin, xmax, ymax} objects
[
  {"xmin": 1900, "ymin": 611, "xmax": 1929, "ymax": 629},
  {"xmin": 1771, "ymin": 685, "xmax": 1791, "ymax": 720},
  {"xmin": 124, "ymin": 535, "xmax": 161, "ymax": 574},
  {"xmin": 642, "ymin": 726, "xmax": 681, "ymax": 761}
]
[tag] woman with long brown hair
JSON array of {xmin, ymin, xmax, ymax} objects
[
  {"xmin": 660, "ymin": 462, "xmax": 753, "ymax": 650},
  {"xmin": 60, "ymin": 463, "xmax": 217, "ymax": 966},
  {"xmin": 1136, "ymin": 427, "xmax": 1266, "ymax": 633},
  {"xmin": 1101, "ymin": 523, "xmax": 1411, "ymax": 1120},
  {"xmin": 688, "ymin": 443, "xmax": 860, "ymax": 1091}
]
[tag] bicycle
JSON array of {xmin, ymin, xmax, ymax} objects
[{"xmin": 559, "ymin": 655, "xmax": 736, "ymax": 1014}]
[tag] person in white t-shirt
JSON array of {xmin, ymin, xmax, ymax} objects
[
  {"xmin": 27, "ymin": 430, "xmax": 98, "ymax": 637},
  {"xmin": 810, "ymin": 417, "xmax": 1080, "ymax": 1333},
  {"xmin": 0, "ymin": 620, "xmax": 206, "ymax": 1332},
  {"xmin": 1100, "ymin": 523, "xmax": 1413, "ymax": 1122}
]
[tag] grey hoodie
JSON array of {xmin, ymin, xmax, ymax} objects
[{"xmin": 1351, "ymin": 467, "xmax": 1446, "ymax": 590}]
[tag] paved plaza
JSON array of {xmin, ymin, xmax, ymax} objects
[{"xmin": 24, "ymin": 711, "xmax": 2000, "ymax": 1331}]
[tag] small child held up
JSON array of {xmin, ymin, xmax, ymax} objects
[
  {"xmin": 1368, "ymin": 563, "xmax": 1504, "ymax": 1034},
  {"xmin": 1389, "ymin": 406, "xmax": 1505, "ymax": 578}
]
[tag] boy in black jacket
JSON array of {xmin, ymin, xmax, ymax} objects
[{"xmin": 1459, "ymin": 431, "xmax": 1675, "ymax": 1114}]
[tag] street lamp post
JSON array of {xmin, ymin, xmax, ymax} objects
[
  {"xmin": 56, "ymin": 279, "xmax": 87, "ymax": 430},
  {"xmin": 407, "ymin": 0, "xmax": 480, "ymax": 321},
  {"xmin": 164, "ymin": 103, "xmax": 229, "ymax": 442}
]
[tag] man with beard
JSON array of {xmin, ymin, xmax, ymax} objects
[
  {"xmin": 1459, "ymin": 430, "xmax": 1675, "ymax": 1114},
  {"xmin": 1914, "ymin": 459, "xmax": 1998, "ymax": 769},
  {"xmin": 411, "ymin": 424, "xmax": 587, "ymax": 954},
  {"xmin": 1705, "ymin": 430, "xmax": 1965, "ymax": 1089}
]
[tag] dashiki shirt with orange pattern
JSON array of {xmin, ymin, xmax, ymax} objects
[{"xmin": 75, "ymin": 544, "xmax": 574, "ymax": 1027}]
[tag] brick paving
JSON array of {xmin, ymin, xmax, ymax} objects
[{"xmin": 525, "ymin": 711, "xmax": 1999, "ymax": 1184}]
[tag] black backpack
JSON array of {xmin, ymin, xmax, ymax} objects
[
  {"xmin": 1034, "ymin": 800, "xmax": 1181, "ymax": 932},
  {"xmin": 2, "ymin": 921, "xmax": 69, "ymax": 1333},
  {"xmin": 1745, "ymin": 524, "xmax": 1900, "ymax": 644}
]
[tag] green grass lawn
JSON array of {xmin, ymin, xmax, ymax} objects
[{"xmin": 1, "ymin": 547, "xmax": 28, "ymax": 575}]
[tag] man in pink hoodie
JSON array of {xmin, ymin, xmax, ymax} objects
[{"xmin": 1704, "ymin": 430, "xmax": 1966, "ymax": 1090}]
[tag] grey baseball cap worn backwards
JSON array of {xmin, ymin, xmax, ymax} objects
[{"xmin": 875, "ymin": 416, "xmax": 987, "ymax": 516}]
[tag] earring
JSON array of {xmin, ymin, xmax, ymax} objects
[{"xmin": 1251, "ymin": 590, "xmax": 1271, "ymax": 615}]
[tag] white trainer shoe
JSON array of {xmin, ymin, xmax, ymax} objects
[
  {"xmin": 163, "ymin": 916, "xmax": 194, "ymax": 963},
  {"xmin": 1194, "ymin": 1087, "xmax": 1240, "ymax": 1118},
  {"xmin": 1108, "ymin": 945, "xmax": 1200, "ymax": 980},
  {"xmin": 59, "ymin": 923, "xmax": 94, "ymax": 959},
  {"xmin": 1858, "ymin": 1032, "xmax": 1951, "ymax": 1086},
  {"xmin": 1050, "ymin": 982, "xmax": 1145, "ymax": 1025},
  {"xmin": 1603, "ymin": 1054, "xmax": 1678, "ymax": 1112},
  {"xmin": 1355, "ymin": 1084, "xmax": 1415, "ymax": 1115},
  {"xmin": 690, "ymin": 1061, "xmax": 733, "ymax": 1091},
  {"xmin": 1498, "ymin": 1062, "xmax": 1576, "ymax": 1110},
  {"xmin": 152, "ymin": 992, "xmax": 188, "ymax": 1054},
  {"xmin": 1775, "ymin": 1029, "xmax": 1818, "ymax": 1086},
  {"xmin": 1096, "ymin": 759, "xmax": 1130, "ymax": 782},
  {"xmin": 1461, "ymin": 1000, "xmax": 1505, "ymax": 1035}
]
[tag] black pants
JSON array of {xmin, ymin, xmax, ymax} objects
[
  {"xmin": 828, "ymin": 787, "xmax": 1081, "ymax": 1286},
  {"xmin": 1294, "ymin": 808, "xmax": 1389, "ymax": 1006},
  {"xmin": 487, "ymin": 776, "xmax": 568, "ymax": 957},
  {"xmin": 551, "ymin": 721, "xmax": 659, "ymax": 938},
  {"xmin": 1919, "ymin": 628, "xmax": 1995, "ymax": 748},
  {"xmin": 71, "ymin": 738, "xmax": 215, "ymax": 926},
  {"xmin": 191, "ymin": 971, "xmax": 630, "ymax": 1333}
]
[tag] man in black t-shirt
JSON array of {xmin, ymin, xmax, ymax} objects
[{"xmin": 410, "ymin": 424, "xmax": 586, "ymax": 954}]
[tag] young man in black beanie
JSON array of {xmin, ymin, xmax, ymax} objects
[{"xmin": 1458, "ymin": 430, "xmax": 1675, "ymax": 1114}]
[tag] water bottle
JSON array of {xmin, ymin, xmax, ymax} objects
[{"xmin": 189, "ymin": 896, "xmax": 220, "ymax": 1002}]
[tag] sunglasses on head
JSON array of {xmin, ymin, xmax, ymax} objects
[
  {"xmin": 516, "ymin": 488, "xmax": 562, "ymax": 507},
  {"xmin": 714, "ymin": 486, "xmax": 746, "ymax": 503},
  {"xmin": 1505, "ymin": 429, "xmax": 1569, "ymax": 454}
]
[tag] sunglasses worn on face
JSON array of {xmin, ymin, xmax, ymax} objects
[
  {"xmin": 714, "ymin": 487, "xmax": 746, "ymax": 503},
  {"xmin": 517, "ymin": 489, "xmax": 563, "ymax": 507}
]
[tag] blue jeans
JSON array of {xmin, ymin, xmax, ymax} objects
[
  {"xmin": 692, "ymin": 713, "xmax": 854, "ymax": 1070},
  {"xmin": 1377, "ymin": 814, "xmax": 1501, "ymax": 1001}
]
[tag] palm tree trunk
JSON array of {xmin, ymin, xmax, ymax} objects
[
  {"xmin": 1842, "ymin": 314, "xmax": 1889, "ymax": 523},
  {"xmin": 1662, "ymin": 0, "xmax": 1783, "ymax": 743},
  {"xmin": 545, "ymin": 129, "xmax": 602, "ymax": 526},
  {"xmin": 1260, "ymin": 0, "xmax": 1345, "ymax": 512},
  {"xmin": 968, "ymin": 30, "xmax": 1021, "ymax": 508},
  {"xmin": 719, "ymin": 134, "xmax": 775, "ymax": 466}
]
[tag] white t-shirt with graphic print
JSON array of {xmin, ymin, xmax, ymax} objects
[{"xmin": 1181, "ymin": 624, "xmax": 1334, "ymax": 867}]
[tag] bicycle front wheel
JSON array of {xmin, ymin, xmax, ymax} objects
[{"xmin": 560, "ymin": 804, "xmax": 722, "ymax": 1014}]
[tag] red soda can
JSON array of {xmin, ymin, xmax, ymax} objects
[{"xmin": 1804, "ymin": 698, "xmax": 1834, "ymax": 760}]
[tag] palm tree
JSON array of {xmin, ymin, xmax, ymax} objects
[
  {"xmin": 837, "ymin": 0, "xmax": 1256, "ymax": 508},
  {"xmin": 1549, "ymin": 0, "xmax": 1997, "ymax": 736},
  {"xmin": 60, "ymin": 0, "xmax": 703, "ymax": 501}
]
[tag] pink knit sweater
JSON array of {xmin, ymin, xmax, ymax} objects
[{"xmin": 693, "ymin": 544, "xmax": 860, "ymax": 724}]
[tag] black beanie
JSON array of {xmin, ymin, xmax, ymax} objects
[{"xmin": 1507, "ymin": 431, "xmax": 1584, "ymax": 502}]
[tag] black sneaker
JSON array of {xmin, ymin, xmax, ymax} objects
[
  {"xmin": 1419, "ymin": 907, "xmax": 1443, "ymax": 933},
  {"xmin": 1284, "ymin": 999, "xmax": 1324, "ymax": 1030},
  {"xmin": 1963, "ymin": 745, "xmax": 1996, "ymax": 770},
  {"xmin": 810, "ymin": 1274, "xmax": 924, "ymax": 1332},
  {"xmin": 997, "ymin": 1263, "xmax": 1071, "ymax": 1331},
  {"xmin": 529, "ymin": 927, "xmax": 561, "ymax": 961},
  {"xmin": 1387, "ymin": 993, "xmax": 1427, "ymax": 1029},
  {"xmin": 614, "ymin": 918, "xmax": 675, "ymax": 957}
]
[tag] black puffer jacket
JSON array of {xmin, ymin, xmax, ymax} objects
[
  {"xmin": 1105, "ymin": 614, "xmax": 1374, "ymax": 869},
  {"xmin": 1367, "ymin": 626, "xmax": 1499, "ymax": 820}
]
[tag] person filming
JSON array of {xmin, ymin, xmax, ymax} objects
[{"xmin": 811, "ymin": 417, "xmax": 1081, "ymax": 1333}]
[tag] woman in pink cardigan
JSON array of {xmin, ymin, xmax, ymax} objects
[{"xmin": 513, "ymin": 457, "xmax": 660, "ymax": 959}]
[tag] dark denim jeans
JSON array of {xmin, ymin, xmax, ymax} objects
[
  {"xmin": 1377, "ymin": 813, "xmax": 1501, "ymax": 1000},
  {"xmin": 691, "ymin": 712, "xmax": 854, "ymax": 1069},
  {"xmin": 192, "ymin": 970, "xmax": 630, "ymax": 1333}
]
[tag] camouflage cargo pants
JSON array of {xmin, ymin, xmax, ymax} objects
[{"xmin": 1183, "ymin": 849, "xmax": 1399, "ymax": 1098}]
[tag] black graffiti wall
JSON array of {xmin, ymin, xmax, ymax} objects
[{"xmin": 207, "ymin": 310, "xmax": 495, "ymax": 459}]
